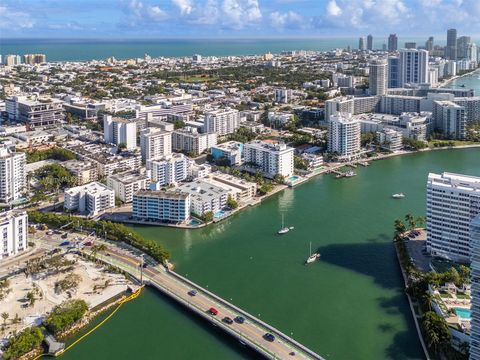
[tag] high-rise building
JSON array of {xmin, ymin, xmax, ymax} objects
[
  {"xmin": 446, "ymin": 28, "xmax": 457, "ymax": 60},
  {"xmin": 0, "ymin": 144, "xmax": 26, "ymax": 204},
  {"xmin": 23, "ymin": 54, "xmax": 46, "ymax": 65},
  {"xmin": 103, "ymin": 115, "xmax": 137, "ymax": 150},
  {"xmin": 432, "ymin": 101, "xmax": 466, "ymax": 139},
  {"xmin": 244, "ymin": 140, "xmax": 294, "ymax": 178},
  {"xmin": 148, "ymin": 153, "xmax": 189, "ymax": 186},
  {"xmin": 274, "ymin": 88, "xmax": 293, "ymax": 104},
  {"xmin": 398, "ymin": 49, "xmax": 429, "ymax": 86},
  {"xmin": 369, "ymin": 59, "xmax": 388, "ymax": 95},
  {"xmin": 172, "ymin": 127, "xmax": 217, "ymax": 156},
  {"xmin": 359, "ymin": 37, "xmax": 366, "ymax": 51},
  {"xmin": 426, "ymin": 172, "xmax": 480, "ymax": 263},
  {"xmin": 388, "ymin": 34, "xmax": 398, "ymax": 52},
  {"xmin": 0, "ymin": 210, "xmax": 28, "ymax": 261},
  {"xmin": 467, "ymin": 43, "xmax": 478, "ymax": 63},
  {"xmin": 204, "ymin": 108, "xmax": 240, "ymax": 136},
  {"xmin": 470, "ymin": 215, "xmax": 480, "ymax": 360},
  {"xmin": 327, "ymin": 113, "xmax": 361, "ymax": 159},
  {"xmin": 457, "ymin": 36, "xmax": 472, "ymax": 59},
  {"xmin": 387, "ymin": 56, "xmax": 400, "ymax": 88},
  {"xmin": 106, "ymin": 170, "xmax": 150, "ymax": 203},
  {"xmin": 64, "ymin": 182, "xmax": 115, "ymax": 216},
  {"xmin": 3, "ymin": 55, "xmax": 22, "ymax": 66},
  {"xmin": 367, "ymin": 34, "xmax": 373, "ymax": 51},
  {"xmin": 140, "ymin": 127, "xmax": 172, "ymax": 163},
  {"xmin": 425, "ymin": 37, "xmax": 434, "ymax": 52}
]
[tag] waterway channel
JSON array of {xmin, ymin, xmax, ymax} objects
[{"xmin": 64, "ymin": 148, "xmax": 480, "ymax": 360}]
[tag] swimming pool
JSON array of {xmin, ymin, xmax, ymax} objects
[
  {"xmin": 214, "ymin": 210, "xmax": 226, "ymax": 219},
  {"xmin": 454, "ymin": 307, "xmax": 471, "ymax": 320},
  {"xmin": 288, "ymin": 176, "xmax": 300, "ymax": 182}
]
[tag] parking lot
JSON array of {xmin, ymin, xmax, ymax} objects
[{"xmin": 405, "ymin": 229, "xmax": 431, "ymax": 272}]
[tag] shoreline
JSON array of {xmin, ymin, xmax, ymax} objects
[{"xmin": 438, "ymin": 68, "xmax": 480, "ymax": 88}]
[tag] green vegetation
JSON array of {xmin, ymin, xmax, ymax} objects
[
  {"xmin": 55, "ymin": 273, "xmax": 82, "ymax": 293},
  {"xmin": 1, "ymin": 326, "xmax": 44, "ymax": 360},
  {"xmin": 402, "ymin": 138, "xmax": 428, "ymax": 150},
  {"xmin": 0, "ymin": 279, "xmax": 11, "ymax": 301},
  {"xmin": 361, "ymin": 132, "xmax": 378, "ymax": 147},
  {"xmin": 258, "ymin": 183, "xmax": 274, "ymax": 195},
  {"xmin": 294, "ymin": 156, "xmax": 309, "ymax": 170},
  {"xmin": 227, "ymin": 126, "xmax": 257, "ymax": 143},
  {"xmin": 25, "ymin": 254, "xmax": 76, "ymax": 277},
  {"xmin": 23, "ymin": 147, "xmax": 76, "ymax": 164},
  {"xmin": 27, "ymin": 211, "xmax": 170, "ymax": 263},
  {"xmin": 173, "ymin": 120, "xmax": 186, "ymax": 129},
  {"xmin": 421, "ymin": 311, "xmax": 451, "ymax": 355},
  {"xmin": 35, "ymin": 164, "xmax": 77, "ymax": 192},
  {"xmin": 193, "ymin": 211, "xmax": 214, "ymax": 222},
  {"xmin": 44, "ymin": 299, "xmax": 88, "ymax": 335},
  {"xmin": 226, "ymin": 195, "xmax": 238, "ymax": 209}
]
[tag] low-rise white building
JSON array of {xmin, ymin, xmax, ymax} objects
[
  {"xmin": 376, "ymin": 128, "xmax": 403, "ymax": 151},
  {"xmin": 176, "ymin": 180, "xmax": 229, "ymax": 216},
  {"xmin": 64, "ymin": 182, "xmax": 115, "ymax": 216},
  {"xmin": 244, "ymin": 140, "xmax": 294, "ymax": 179},
  {"xmin": 148, "ymin": 153, "xmax": 188, "ymax": 186},
  {"xmin": 0, "ymin": 210, "xmax": 28, "ymax": 260},
  {"xmin": 107, "ymin": 171, "xmax": 149, "ymax": 203},
  {"xmin": 210, "ymin": 141, "xmax": 243, "ymax": 165},
  {"xmin": 132, "ymin": 190, "xmax": 191, "ymax": 223}
]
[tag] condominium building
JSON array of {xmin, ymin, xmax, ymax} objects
[
  {"xmin": 103, "ymin": 115, "xmax": 137, "ymax": 150},
  {"xmin": 274, "ymin": 88, "xmax": 293, "ymax": 104},
  {"xmin": 445, "ymin": 28, "xmax": 457, "ymax": 60},
  {"xmin": 376, "ymin": 128, "xmax": 403, "ymax": 151},
  {"xmin": 172, "ymin": 127, "xmax": 217, "ymax": 156},
  {"xmin": 62, "ymin": 160, "xmax": 98, "ymax": 185},
  {"xmin": 470, "ymin": 215, "xmax": 480, "ymax": 360},
  {"xmin": 367, "ymin": 34, "xmax": 373, "ymax": 51},
  {"xmin": 140, "ymin": 127, "xmax": 172, "ymax": 163},
  {"xmin": 3, "ymin": 55, "xmax": 22, "ymax": 66},
  {"xmin": 388, "ymin": 34, "xmax": 398, "ymax": 52},
  {"xmin": 6, "ymin": 96, "xmax": 64, "ymax": 126},
  {"xmin": 328, "ymin": 113, "xmax": 361, "ymax": 159},
  {"xmin": 426, "ymin": 172, "xmax": 480, "ymax": 263},
  {"xmin": 0, "ymin": 144, "xmax": 26, "ymax": 203},
  {"xmin": 148, "ymin": 153, "xmax": 188, "ymax": 186},
  {"xmin": 243, "ymin": 140, "xmax": 294, "ymax": 178},
  {"xmin": 433, "ymin": 101, "xmax": 466, "ymax": 139},
  {"xmin": 454, "ymin": 97, "xmax": 480, "ymax": 123},
  {"xmin": 398, "ymin": 49, "xmax": 429, "ymax": 86},
  {"xmin": 369, "ymin": 59, "xmax": 388, "ymax": 96},
  {"xmin": 23, "ymin": 54, "xmax": 46, "ymax": 65},
  {"xmin": 208, "ymin": 173, "xmax": 257, "ymax": 203},
  {"xmin": 132, "ymin": 190, "xmax": 191, "ymax": 223},
  {"xmin": 64, "ymin": 182, "xmax": 115, "ymax": 216},
  {"xmin": 176, "ymin": 180, "xmax": 229, "ymax": 216},
  {"xmin": 325, "ymin": 96, "xmax": 380, "ymax": 121},
  {"xmin": 0, "ymin": 210, "xmax": 28, "ymax": 260},
  {"xmin": 204, "ymin": 108, "xmax": 240, "ymax": 136},
  {"xmin": 107, "ymin": 170, "xmax": 150, "ymax": 203},
  {"xmin": 210, "ymin": 141, "xmax": 244, "ymax": 165}
]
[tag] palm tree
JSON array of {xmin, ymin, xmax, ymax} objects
[
  {"xmin": 1, "ymin": 312, "xmax": 8, "ymax": 326},
  {"xmin": 405, "ymin": 214, "xmax": 416, "ymax": 230},
  {"xmin": 422, "ymin": 292, "xmax": 434, "ymax": 311},
  {"xmin": 26, "ymin": 291, "xmax": 36, "ymax": 306},
  {"xmin": 394, "ymin": 219, "xmax": 407, "ymax": 235}
]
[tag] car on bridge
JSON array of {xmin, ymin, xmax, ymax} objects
[
  {"xmin": 263, "ymin": 333, "xmax": 275, "ymax": 342},
  {"xmin": 222, "ymin": 316, "xmax": 233, "ymax": 324},
  {"xmin": 188, "ymin": 290, "xmax": 197, "ymax": 296},
  {"xmin": 234, "ymin": 316, "xmax": 245, "ymax": 324},
  {"xmin": 208, "ymin": 307, "xmax": 219, "ymax": 315}
]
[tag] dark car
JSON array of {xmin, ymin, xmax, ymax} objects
[
  {"xmin": 142, "ymin": 263, "xmax": 148, "ymax": 268},
  {"xmin": 234, "ymin": 316, "xmax": 245, "ymax": 324},
  {"xmin": 59, "ymin": 241, "xmax": 70, "ymax": 246},
  {"xmin": 222, "ymin": 317, "xmax": 233, "ymax": 324},
  {"xmin": 188, "ymin": 290, "xmax": 197, "ymax": 296},
  {"xmin": 263, "ymin": 333, "xmax": 275, "ymax": 342}
]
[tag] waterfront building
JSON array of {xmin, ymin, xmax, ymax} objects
[
  {"xmin": 376, "ymin": 128, "xmax": 403, "ymax": 151},
  {"xmin": 428, "ymin": 68, "xmax": 439, "ymax": 87},
  {"xmin": 467, "ymin": 43, "xmax": 478, "ymax": 63},
  {"xmin": 457, "ymin": 36, "xmax": 471, "ymax": 60},
  {"xmin": 426, "ymin": 172, "xmax": 480, "ymax": 263},
  {"xmin": 369, "ymin": 59, "xmax": 388, "ymax": 96},
  {"xmin": 103, "ymin": 115, "xmax": 137, "ymax": 150},
  {"xmin": 176, "ymin": 180, "xmax": 229, "ymax": 216},
  {"xmin": 446, "ymin": 28, "xmax": 457, "ymax": 60},
  {"xmin": 367, "ymin": 34, "xmax": 373, "ymax": 51},
  {"xmin": 64, "ymin": 182, "xmax": 115, "ymax": 216},
  {"xmin": 454, "ymin": 97, "xmax": 480, "ymax": 123},
  {"xmin": 471, "ymin": 215, "xmax": 480, "ymax": 360},
  {"xmin": 243, "ymin": 140, "xmax": 294, "ymax": 179},
  {"xmin": 0, "ymin": 210, "xmax": 28, "ymax": 261},
  {"xmin": 210, "ymin": 141, "xmax": 244, "ymax": 166},
  {"xmin": 208, "ymin": 172, "xmax": 257, "ymax": 203},
  {"xmin": 328, "ymin": 113, "xmax": 361, "ymax": 160},
  {"xmin": 23, "ymin": 54, "xmax": 46, "ymax": 65},
  {"xmin": 62, "ymin": 160, "xmax": 98, "ymax": 185},
  {"xmin": 0, "ymin": 144, "xmax": 26, "ymax": 203},
  {"xmin": 358, "ymin": 37, "xmax": 366, "ymax": 51},
  {"xmin": 398, "ymin": 49, "xmax": 429, "ymax": 86},
  {"xmin": 380, "ymin": 95, "xmax": 423, "ymax": 115},
  {"xmin": 204, "ymin": 108, "xmax": 240, "ymax": 136},
  {"xmin": 432, "ymin": 101, "xmax": 466, "ymax": 139},
  {"xmin": 6, "ymin": 96, "xmax": 64, "ymax": 126},
  {"xmin": 3, "ymin": 55, "xmax": 22, "ymax": 66},
  {"xmin": 132, "ymin": 190, "xmax": 191, "ymax": 223},
  {"xmin": 274, "ymin": 88, "xmax": 293, "ymax": 104},
  {"xmin": 140, "ymin": 127, "xmax": 172, "ymax": 163},
  {"xmin": 107, "ymin": 170, "xmax": 150, "ymax": 203},
  {"xmin": 148, "ymin": 153, "xmax": 188, "ymax": 186},
  {"xmin": 388, "ymin": 57, "xmax": 400, "ymax": 88},
  {"xmin": 172, "ymin": 127, "xmax": 217, "ymax": 156},
  {"xmin": 388, "ymin": 34, "xmax": 398, "ymax": 52}
]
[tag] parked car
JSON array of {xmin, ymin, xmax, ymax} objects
[
  {"xmin": 188, "ymin": 290, "xmax": 197, "ymax": 296},
  {"xmin": 208, "ymin": 307, "xmax": 219, "ymax": 316},
  {"xmin": 263, "ymin": 333, "xmax": 275, "ymax": 342},
  {"xmin": 60, "ymin": 241, "xmax": 70, "ymax": 246}
]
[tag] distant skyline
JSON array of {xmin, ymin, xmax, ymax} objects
[{"xmin": 1, "ymin": 0, "xmax": 480, "ymax": 39}]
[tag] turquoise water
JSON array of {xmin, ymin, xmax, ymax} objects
[
  {"xmin": 288, "ymin": 176, "xmax": 300, "ymax": 181},
  {"xmin": 445, "ymin": 68, "xmax": 480, "ymax": 95},
  {"xmin": 2, "ymin": 37, "xmax": 474, "ymax": 62},
  {"xmin": 454, "ymin": 308, "xmax": 471, "ymax": 320},
  {"xmin": 214, "ymin": 210, "xmax": 226, "ymax": 219}
]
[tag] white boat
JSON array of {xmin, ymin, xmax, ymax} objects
[
  {"xmin": 278, "ymin": 214, "xmax": 290, "ymax": 234},
  {"xmin": 345, "ymin": 171, "xmax": 357, "ymax": 178},
  {"xmin": 392, "ymin": 193, "xmax": 405, "ymax": 199},
  {"xmin": 305, "ymin": 242, "xmax": 320, "ymax": 264}
]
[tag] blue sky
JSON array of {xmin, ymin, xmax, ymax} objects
[{"xmin": 1, "ymin": 0, "xmax": 479, "ymax": 38}]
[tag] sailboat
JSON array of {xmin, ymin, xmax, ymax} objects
[
  {"xmin": 305, "ymin": 242, "xmax": 320, "ymax": 264},
  {"xmin": 278, "ymin": 214, "xmax": 290, "ymax": 234}
]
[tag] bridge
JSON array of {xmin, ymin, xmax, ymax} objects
[{"xmin": 88, "ymin": 245, "xmax": 325, "ymax": 360}]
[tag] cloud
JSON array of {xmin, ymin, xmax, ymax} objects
[
  {"xmin": 0, "ymin": 6, "xmax": 35, "ymax": 29},
  {"xmin": 326, "ymin": 0, "xmax": 342, "ymax": 16},
  {"xmin": 192, "ymin": 0, "xmax": 261, "ymax": 29},
  {"xmin": 270, "ymin": 11, "xmax": 303, "ymax": 29},
  {"xmin": 171, "ymin": 0, "xmax": 193, "ymax": 15},
  {"xmin": 122, "ymin": 0, "xmax": 168, "ymax": 27}
]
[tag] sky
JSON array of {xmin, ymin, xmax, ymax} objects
[{"xmin": 1, "ymin": 0, "xmax": 480, "ymax": 39}]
